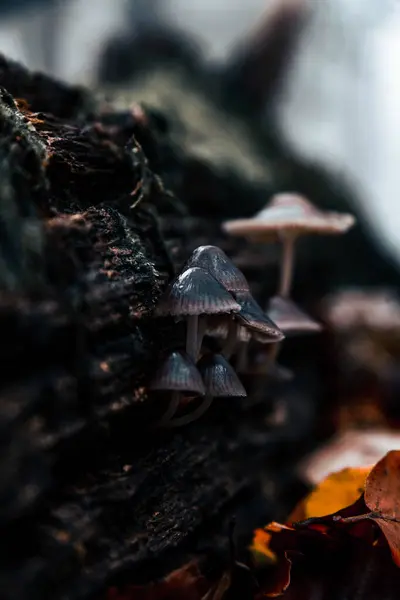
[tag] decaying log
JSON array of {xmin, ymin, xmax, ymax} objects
[{"xmin": 0, "ymin": 55, "xmax": 322, "ymax": 600}]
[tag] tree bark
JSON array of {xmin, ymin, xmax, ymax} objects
[{"xmin": 0, "ymin": 55, "xmax": 314, "ymax": 600}]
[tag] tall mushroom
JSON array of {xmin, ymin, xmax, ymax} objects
[
  {"xmin": 222, "ymin": 193, "xmax": 355, "ymax": 297},
  {"xmin": 150, "ymin": 350, "xmax": 205, "ymax": 426},
  {"xmin": 165, "ymin": 353, "xmax": 247, "ymax": 428},
  {"xmin": 155, "ymin": 266, "xmax": 240, "ymax": 361}
]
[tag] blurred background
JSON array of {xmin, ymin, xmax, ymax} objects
[
  {"xmin": 3, "ymin": 0, "xmax": 400, "ymax": 412},
  {"xmin": 1, "ymin": 0, "xmax": 400, "ymax": 269},
  {"xmin": 3, "ymin": 0, "xmax": 400, "ymax": 569}
]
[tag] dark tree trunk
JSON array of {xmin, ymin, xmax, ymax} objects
[{"xmin": 0, "ymin": 55, "xmax": 317, "ymax": 600}]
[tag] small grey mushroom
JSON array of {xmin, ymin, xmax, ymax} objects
[
  {"xmin": 235, "ymin": 291, "xmax": 284, "ymax": 341},
  {"xmin": 265, "ymin": 295, "xmax": 322, "ymax": 367},
  {"xmin": 267, "ymin": 295, "xmax": 322, "ymax": 336},
  {"xmin": 166, "ymin": 353, "xmax": 246, "ymax": 428},
  {"xmin": 223, "ymin": 290, "xmax": 284, "ymax": 359},
  {"xmin": 150, "ymin": 350, "xmax": 205, "ymax": 426},
  {"xmin": 155, "ymin": 266, "xmax": 240, "ymax": 360},
  {"xmin": 184, "ymin": 245, "xmax": 252, "ymax": 354},
  {"xmin": 185, "ymin": 245, "xmax": 249, "ymax": 294},
  {"xmin": 199, "ymin": 353, "xmax": 247, "ymax": 398}
]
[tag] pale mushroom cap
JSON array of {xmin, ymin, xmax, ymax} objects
[
  {"xmin": 185, "ymin": 245, "xmax": 250, "ymax": 293},
  {"xmin": 267, "ymin": 295, "xmax": 322, "ymax": 335},
  {"xmin": 198, "ymin": 353, "xmax": 247, "ymax": 397},
  {"xmin": 150, "ymin": 350, "xmax": 205, "ymax": 394},
  {"xmin": 222, "ymin": 193, "xmax": 355, "ymax": 240},
  {"xmin": 155, "ymin": 267, "xmax": 240, "ymax": 317},
  {"xmin": 235, "ymin": 291, "xmax": 284, "ymax": 342}
]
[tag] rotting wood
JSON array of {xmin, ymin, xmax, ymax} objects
[{"xmin": 0, "ymin": 55, "xmax": 317, "ymax": 600}]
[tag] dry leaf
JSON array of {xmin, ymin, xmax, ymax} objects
[
  {"xmin": 340, "ymin": 450, "xmax": 400, "ymax": 567},
  {"xmin": 253, "ymin": 451, "xmax": 400, "ymax": 597},
  {"xmin": 365, "ymin": 450, "xmax": 400, "ymax": 519},
  {"xmin": 289, "ymin": 466, "xmax": 370, "ymax": 522}
]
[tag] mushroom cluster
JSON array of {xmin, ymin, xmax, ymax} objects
[
  {"xmin": 149, "ymin": 193, "xmax": 355, "ymax": 427},
  {"xmin": 151, "ymin": 245, "xmax": 282, "ymax": 426}
]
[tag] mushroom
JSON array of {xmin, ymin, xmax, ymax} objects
[
  {"xmin": 267, "ymin": 295, "xmax": 322, "ymax": 336},
  {"xmin": 184, "ymin": 245, "xmax": 250, "ymax": 352},
  {"xmin": 235, "ymin": 291, "xmax": 284, "ymax": 339},
  {"xmin": 224, "ymin": 290, "xmax": 284, "ymax": 359},
  {"xmin": 204, "ymin": 291, "xmax": 283, "ymax": 362},
  {"xmin": 155, "ymin": 266, "xmax": 240, "ymax": 361},
  {"xmin": 165, "ymin": 353, "xmax": 247, "ymax": 427},
  {"xmin": 266, "ymin": 295, "xmax": 322, "ymax": 364},
  {"xmin": 185, "ymin": 245, "xmax": 250, "ymax": 293},
  {"xmin": 150, "ymin": 350, "xmax": 205, "ymax": 426},
  {"xmin": 222, "ymin": 193, "xmax": 355, "ymax": 297}
]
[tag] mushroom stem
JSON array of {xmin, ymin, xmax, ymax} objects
[
  {"xmin": 165, "ymin": 394, "xmax": 214, "ymax": 428},
  {"xmin": 154, "ymin": 391, "xmax": 181, "ymax": 427},
  {"xmin": 266, "ymin": 341, "xmax": 281, "ymax": 371},
  {"xmin": 237, "ymin": 342, "xmax": 249, "ymax": 373},
  {"xmin": 186, "ymin": 315, "xmax": 199, "ymax": 361},
  {"xmin": 279, "ymin": 234, "xmax": 296, "ymax": 297},
  {"xmin": 196, "ymin": 316, "xmax": 208, "ymax": 358},
  {"xmin": 222, "ymin": 320, "xmax": 238, "ymax": 359}
]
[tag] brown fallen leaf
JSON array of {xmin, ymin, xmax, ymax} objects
[
  {"xmin": 365, "ymin": 449, "xmax": 400, "ymax": 518},
  {"xmin": 253, "ymin": 451, "xmax": 400, "ymax": 597},
  {"xmin": 335, "ymin": 450, "xmax": 400, "ymax": 567}
]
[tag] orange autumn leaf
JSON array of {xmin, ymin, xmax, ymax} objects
[
  {"xmin": 253, "ymin": 452, "xmax": 400, "ymax": 598},
  {"xmin": 288, "ymin": 466, "xmax": 371, "ymax": 523},
  {"xmin": 294, "ymin": 451, "xmax": 400, "ymax": 568},
  {"xmin": 252, "ymin": 529, "xmax": 276, "ymax": 563},
  {"xmin": 252, "ymin": 466, "xmax": 371, "ymax": 565}
]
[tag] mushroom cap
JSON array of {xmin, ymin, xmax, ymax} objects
[
  {"xmin": 267, "ymin": 295, "xmax": 322, "ymax": 335},
  {"xmin": 150, "ymin": 350, "xmax": 205, "ymax": 394},
  {"xmin": 155, "ymin": 267, "xmax": 240, "ymax": 317},
  {"xmin": 222, "ymin": 193, "xmax": 355, "ymax": 240},
  {"xmin": 185, "ymin": 245, "xmax": 250, "ymax": 293},
  {"xmin": 235, "ymin": 291, "xmax": 284, "ymax": 342},
  {"xmin": 198, "ymin": 353, "xmax": 247, "ymax": 397}
]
